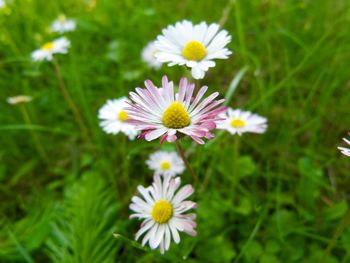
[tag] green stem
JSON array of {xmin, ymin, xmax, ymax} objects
[
  {"xmin": 52, "ymin": 58, "xmax": 90, "ymax": 142},
  {"xmin": 219, "ymin": 0, "xmax": 235, "ymax": 26},
  {"xmin": 20, "ymin": 105, "xmax": 47, "ymax": 162},
  {"xmin": 325, "ymin": 210, "xmax": 350, "ymax": 255},
  {"xmin": 232, "ymin": 135, "xmax": 240, "ymax": 192},
  {"xmin": 195, "ymin": 78, "xmax": 201, "ymax": 90},
  {"xmin": 234, "ymin": 0, "xmax": 247, "ymax": 64},
  {"xmin": 122, "ymin": 135, "xmax": 129, "ymax": 188},
  {"xmin": 175, "ymin": 140, "xmax": 199, "ymax": 183}
]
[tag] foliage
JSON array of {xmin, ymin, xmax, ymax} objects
[{"xmin": 1, "ymin": 0, "xmax": 350, "ymax": 262}]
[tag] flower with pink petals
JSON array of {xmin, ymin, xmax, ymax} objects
[
  {"xmin": 338, "ymin": 134, "xmax": 350, "ymax": 157},
  {"xmin": 126, "ymin": 76, "xmax": 226, "ymax": 144},
  {"xmin": 129, "ymin": 174, "xmax": 197, "ymax": 254}
]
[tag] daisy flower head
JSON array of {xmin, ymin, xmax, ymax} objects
[
  {"xmin": 130, "ymin": 174, "xmax": 197, "ymax": 254},
  {"xmin": 141, "ymin": 41, "xmax": 162, "ymax": 70},
  {"xmin": 98, "ymin": 97, "xmax": 138, "ymax": 140},
  {"xmin": 338, "ymin": 134, "xmax": 350, "ymax": 157},
  {"xmin": 7, "ymin": 95, "xmax": 32, "ymax": 105},
  {"xmin": 146, "ymin": 150, "xmax": 185, "ymax": 177},
  {"xmin": 51, "ymin": 15, "xmax": 76, "ymax": 34},
  {"xmin": 127, "ymin": 75, "xmax": 227, "ymax": 144},
  {"xmin": 154, "ymin": 20, "xmax": 232, "ymax": 79},
  {"xmin": 217, "ymin": 108, "xmax": 268, "ymax": 136},
  {"xmin": 31, "ymin": 37, "xmax": 70, "ymax": 62}
]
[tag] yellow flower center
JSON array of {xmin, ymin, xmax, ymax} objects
[
  {"xmin": 182, "ymin": 40, "xmax": 207, "ymax": 61},
  {"xmin": 152, "ymin": 200, "xmax": 173, "ymax": 224},
  {"xmin": 42, "ymin": 42, "xmax": 54, "ymax": 51},
  {"xmin": 230, "ymin": 118, "xmax": 246, "ymax": 128},
  {"xmin": 58, "ymin": 15, "xmax": 67, "ymax": 23},
  {"xmin": 160, "ymin": 161, "xmax": 171, "ymax": 170},
  {"xmin": 162, "ymin": 102, "xmax": 190, "ymax": 129},
  {"xmin": 118, "ymin": 110, "xmax": 129, "ymax": 121}
]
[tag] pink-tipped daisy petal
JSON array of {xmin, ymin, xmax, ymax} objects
[{"xmin": 127, "ymin": 76, "xmax": 225, "ymax": 144}]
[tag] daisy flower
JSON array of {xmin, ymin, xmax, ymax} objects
[
  {"xmin": 98, "ymin": 97, "xmax": 138, "ymax": 140},
  {"xmin": 338, "ymin": 134, "xmax": 350, "ymax": 157},
  {"xmin": 130, "ymin": 174, "xmax": 197, "ymax": 254},
  {"xmin": 51, "ymin": 15, "xmax": 76, "ymax": 34},
  {"xmin": 31, "ymin": 37, "xmax": 70, "ymax": 62},
  {"xmin": 146, "ymin": 150, "xmax": 185, "ymax": 176},
  {"xmin": 126, "ymin": 75, "xmax": 226, "ymax": 144},
  {"xmin": 154, "ymin": 20, "xmax": 232, "ymax": 79},
  {"xmin": 141, "ymin": 41, "xmax": 162, "ymax": 70},
  {"xmin": 7, "ymin": 95, "xmax": 32, "ymax": 105},
  {"xmin": 0, "ymin": 0, "xmax": 6, "ymax": 8},
  {"xmin": 216, "ymin": 108, "xmax": 268, "ymax": 135}
]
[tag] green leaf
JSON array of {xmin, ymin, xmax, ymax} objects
[
  {"xmin": 259, "ymin": 253, "xmax": 280, "ymax": 263},
  {"xmin": 224, "ymin": 66, "xmax": 249, "ymax": 105},
  {"xmin": 10, "ymin": 159, "xmax": 38, "ymax": 186},
  {"xmin": 243, "ymin": 240, "xmax": 263, "ymax": 261},
  {"xmin": 113, "ymin": 233, "xmax": 149, "ymax": 252},
  {"xmin": 45, "ymin": 172, "xmax": 120, "ymax": 263},
  {"xmin": 196, "ymin": 236, "xmax": 236, "ymax": 263},
  {"xmin": 237, "ymin": 156, "xmax": 257, "ymax": 179},
  {"xmin": 7, "ymin": 229, "xmax": 35, "ymax": 263},
  {"xmin": 296, "ymin": 157, "xmax": 326, "ymax": 210},
  {"xmin": 322, "ymin": 201, "xmax": 348, "ymax": 221},
  {"xmin": 234, "ymin": 197, "xmax": 252, "ymax": 215},
  {"xmin": 265, "ymin": 239, "xmax": 281, "ymax": 254}
]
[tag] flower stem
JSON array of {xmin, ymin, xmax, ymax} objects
[
  {"xmin": 232, "ymin": 135, "xmax": 240, "ymax": 191},
  {"xmin": 175, "ymin": 140, "xmax": 199, "ymax": 183},
  {"xmin": 20, "ymin": 105, "xmax": 47, "ymax": 162},
  {"xmin": 325, "ymin": 210, "xmax": 350, "ymax": 255},
  {"xmin": 219, "ymin": 0, "xmax": 235, "ymax": 26},
  {"xmin": 121, "ymin": 135, "xmax": 129, "ymax": 187},
  {"xmin": 52, "ymin": 58, "xmax": 90, "ymax": 142},
  {"xmin": 195, "ymin": 79, "xmax": 201, "ymax": 91}
]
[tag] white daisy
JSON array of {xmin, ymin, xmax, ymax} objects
[
  {"xmin": 338, "ymin": 135, "xmax": 350, "ymax": 157},
  {"xmin": 146, "ymin": 151, "xmax": 185, "ymax": 177},
  {"xmin": 31, "ymin": 37, "xmax": 70, "ymax": 62},
  {"xmin": 127, "ymin": 76, "xmax": 226, "ymax": 144},
  {"xmin": 154, "ymin": 20, "xmax": 232, "ymax": 79},
  {"xmin": 216, "ymin": 108, "xmax": 268, "ymax": 135},
  {"xmin": 7, "ymin": 95, "xmax": 32, "ymax": 105},
  {"xmin": 98, "ymin": 97, "xmax": 138, "ymax": 140},
  {"xmin": 51, "ymin": 15, "xmax": 76, "ymax": 34},
  {"xmin": 130, "ymin": 174, "xmax": 197, "ymax": 254},
  {"xmin": 0, "ymin": 0, "xmax": 6, "ymax": 9},
  {"xmin": 141, "ymin": 41, "xmax": 162, "ymax": 70}
]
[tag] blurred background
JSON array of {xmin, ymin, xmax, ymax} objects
[{"xmin": 1, "ymin": 0, "xmax": 350, "ymax": 262}]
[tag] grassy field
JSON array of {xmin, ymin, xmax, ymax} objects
[{"xmin": 1, "ymin": 0, "xmax": 350, "ymax": 262}]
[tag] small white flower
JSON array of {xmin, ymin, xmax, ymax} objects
[
  {"xmin": 98, "ymin": 97, "xmax": 138, "ymax": 140},
  {"xmin": 130, "ymin": 174, "xmax": 197, "ymax": 254},
  {"xmin": 338, "ymin": 135, "xmax": 350, "ymax": 157},
  {"xmin": 146, "ymin": 150, "xmax": 185, "ymax": 176},
  {"xmin": 141, "ymin": 41, "xmax": 162, "ymax": 70},
  {"xmin": 216, "ymin": 108, "xmax": 268, "ymax": 135},
  {"xmin": 31, "ymin": 37, "xmax": 70, "ymax": 62},
  {"xmin": 154, "ymin": 20, "xmax": 232, "ymax": 79},
  {"xmin": 7, "ymin": 95, "xmax": 32, "ymax": 105},
  {"xmin": 51, "ymin": 15, "xmax": 76, "ymax": 34},
  {"xmin": 0, "ymin": 0, "xmax": 6, "ymax": 9}
]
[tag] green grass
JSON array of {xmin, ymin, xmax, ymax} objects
[{"xmin": 1, "ymin": 0, "xmax": 350, "ymax": 262}]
